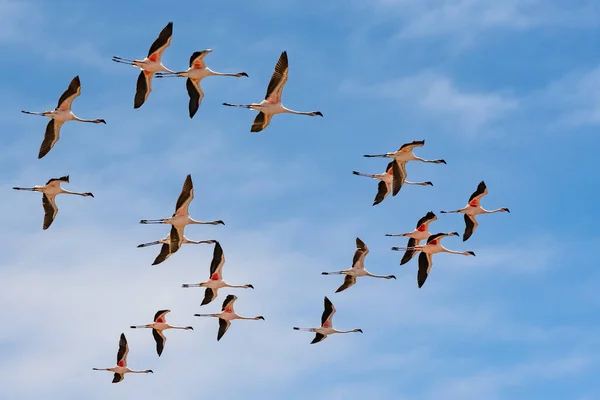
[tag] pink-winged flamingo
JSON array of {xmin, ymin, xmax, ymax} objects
[
  {"xmin": 130, "ymin": 310, "xmax": 193, "ymax": 356},
  {"xmin": 182, "ymin": 240, "xmax": 254, "ymax": 306},
  {"xmin": 92, "ymin": 333, "xmax": 153, "ymax": 383},
  {"xmin": 293, "ymin": 296, "xmax": 363, "ymax": 344},
  {"xmin": 391, "ymin": 232, "xmax": 475, "ymax": 288},
  {"xmin": 194, "ymin": 295, "xmax": 264, "ymax": 341},
  {"xmin": 386, "ymin": 211, "xmax": 437, "ymax": 265},
  {"xmin": 440, "ymin": 181, "xmax": 510, "ymax": 241},
  {"xmin": 112, "ymin": 22, "xmax": 175, "ymax": 108},
  {"xmin": 155, "ymin": 49, "xmax": 248, "ymax": 118}
]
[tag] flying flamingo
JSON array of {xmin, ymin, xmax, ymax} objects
[
  {"xmin": 322, "ymin": 237, "xmax": 396, "ymax": 293},
  {"xmin": 140, "ymin": 174, "xmax": 224, "ymax": 233},
  {"xmin": 112, "ymin": 22, "xmax": 175, "ymax": 108},
  {"xmin": 352, "ymin": 161, "xmax": 433, "ymax": 205},
  {"xmin": 293, "ymin": 296, "xmax": 363, "ymax": 344},
  {"xmin": 155, "ymin": 49, "xmax": 248, "ymax": 118},
  {"xmin": 21, "ymin": 76, "xmax": 106, "ymax": 159},
  {"xmin": 13, "ymin": 175, "xmax": 93, "ymax": 230},
  {"xmin": 182, "ymin": 241, "xmax": 254, "ymax": 305},
  {"xmin": 93, "ymin": 333, "xmax": 153, "ymax": 383},
  {"xmin": 392, "ymin": 232, "xmax": 475, "ymax": 288},
  {"xmin": 194, "ymin": 295, "xmax": 264, "ymax": 341},
  {"xmin": 130, "ymin": 310, "xmax": 194, "ymax": 356},
  {"xmin": 223, "ymin": 51, "xmax": 323, "ymax": 132},
  {"xmin": 440, "ymin": 181, "xmax": 510, "ymax": 241},
  {"xmin": 385, "ymin": 211, "xmax": 437, "ymax": 265},
  {"xmin": 137, "ymin": 225, "xmax": 215, "ymax": 266}
]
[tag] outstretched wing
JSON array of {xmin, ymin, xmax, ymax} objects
[
  {"xmin": 147, "ymin": 22, "xmax": 173, "ymax": 59},
  {"xmin": 398, "ymin": 140, "xmax": 425, "ymax": 152},
  {"xmin": 217, "ymin": 318, "xmax": 231, "ymax": 341},
  {"xmin": 265, "ymin": 51, "xmax": 289, "ymax": 103},
  {"xmin": 463, "ymin": 214, "xmax": 478, "ymax": 241},
  {"xmin": 175, "ymin": 174, "xmax": 194, "ymax": 216},
  {"xmin": 352, "ymin": 238, "xmax": 369, "ymax": 269},
  {"xmin": 321, "ymin": 296, "xmax": 336, "ymax": 326},
  {"xmin": 250, "ymin": 112, "xmax": 273, "ymax": 133},
  {"xmin": 310, "ymin": 333, "xmax": 326, "ymax": 344},
  {"xmin": 186, "ymin": 78, "xmax": 204, "ymax": 119},
  {"xmin": 400, "ymin": 238, "xmax": 418, "ymax": 265},
  {"xmin": 201, "ymin": 288, "xmax": 218, "ymax": 306},
  {"xmin": 152, "ymin": 243, "xmax": 172, "ymax": 265},
  {"xmin": 468, "ymin": 181, "xmax": 488, "ymax": 204},
  {"xmin": 335, "ymin": 274, "xmax": 356, "ymax": 293},
  {"xmin": 134, "ymin": 70, "xmax": 153, "ymax": 109},
  {"xmin": 116, "ymin": 333, "xmax": 129, "ymax": 367},
  {"xmin": 56, "ymin": 76, "xmax": 81, "ymax": 111},
  {"xmin": 152, "ymin": 328, "xmax": 167, "ymax": 356},
  {"xmin": 112, "ymin": 372, "xmax": 124, "ymax": 383},
  {"xmin": 373, "ymin": 180, "xmax": 390, "ymax": 206},
  {"xmin": 208, "ymin": 241, "xmax": 225, "ymax": 279},
  {"xmin": 39, "ymin": 119, "xmax": 64, "ymax": 159},
  {"xmin": 42, "ymin": 194, "xmax": 58, "ymax": 230},
  {"xmin": 417, "ymin": 252, "xmax": 433, "ymax": 288},
  {"xmin": 391, "ymin": 160, "xmax": 406, "ymax": 196}
]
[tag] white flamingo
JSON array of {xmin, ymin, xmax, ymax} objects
[
  {"xmin": 182, "ymin": 241, "xmax": 254, "ymax": 305},
  {"xmin": 93, "ymin": 333, "xmax": 153, "ymax": 383},
  {"xmin": 130, "ymin": 310, "xmax": 194, "ymax": 356},
  {"xmin": 155, "ymin": 49, "xmax": 248, "ymax": 118},
  {"xmin": 137, "ymin": 225, "xmax": 214, "ymax": 266},
  {"xmin": 352, "ymin": 161, "xmax": 433, "ymax": 205},
  {"xmin": 223, "ymin": 51, "xmax": 323, "ymax": 132},
  {"xmin": 112, "ymin": 22, "xmax": 175, "ymax": 108},
  {"xmin": 440, "ymin": 181, "xmax": 510, "ymax": 241},
  {"xmin": 322, "ymin": 237, "xmax": 396, "ymax": 293},
  {"xmin": 21, "ymin": 75, "xmax": 106, "ymax": 159},
  {"xmin": 194, "ymin": 295, "xmax": 264, "ymax": 341},
  {"xmin": 140, "ymin": 174, "xmax": 224, "ymax": 232},
  {"xmin": 13, "ymin": 175, "xmax": 93, "ymax": 230},
  {"xmin": 293, "ymin": 297, "xmax": 363, "ymax": 344},
  {"xmin": 392, "ymin": 232, "xmax": 475, "ymax": 288},
  {"xmin": 385, "ymin": 211, "xmax": 437, "ymax": 265}
]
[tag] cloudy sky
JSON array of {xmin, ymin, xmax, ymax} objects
[{"xmin": 1, "ymin": 0, "xmax": 600, "ymax": 398}]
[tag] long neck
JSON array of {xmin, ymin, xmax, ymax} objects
[
  {"xmin": 211, "ymin": 71, "xmax": 242, "ymax": 77},
  {"xmin": 60, "ymin": 189, "xmax": 88, "ymax": 196},
  {"xmin": 189, "ymin": 218, "xmax": 220, "ymax": 225},
  {"xmin": 184, "ymin": 239, "xmax": 213, "ymax": 244},
  {"xmin": 414, "ymin": 156, "xmax": 443, "ymax": 163},
  {"xmin": 335, "ymin": 329, "xmax": 360, "ymax": 334},
  {"xmin": 441, "ymin": 246, "xmax": 469, "ymax": 255},
  {"xmin": 481, "ymin": 207, "xmax": 505, "ymax": 213},
  {"xmin": 365, "ymin": 272, "xmax": 393, "ymax": 279},
  {"xmin": 235, "ymin": 315, "xmax": 260, "ymax": 320},
  {"xmin": 72, "ymin": 115, "xmax": 99, "ymax": 123},
  {"xmin": 223, "ymin": 283, "xmax": 251, "ymax": 289},
  {"xmin": 282, "ymin": 107, "xmax": 315, "ymax": 116},
  {"xmin": 167, "ymin": 325, "xmax": 193, "ymax": 330},
  {"xmin": 129, "ymin": 369, "xmax": 152, "ymax": 374},
  {"xmin": 405, "ymin": 180, "xmax": 430, "ymax": 186}
]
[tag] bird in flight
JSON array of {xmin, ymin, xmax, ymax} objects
[
  {"xmin": 130, "ymin": 310, "xmax": 194, "ymax": 356},
  {"xmin": 440, "ymin": 181, "xmax": 510, "ymax": 241},
  {"xmin": 92, "ymin": 333, "xmax": 153, "ymax": 383},
  {"xmin": 112, "ymin": 22, "xmax": 175, "ymax": 108},
  {"xmin": 21, "ymin": 76, "xmax": 106, "ymax": 159},
  {"xmin": 223, "ymin": 51, "xmax": 323, "ymax": 132},
  {"xmin": 156, "ymin": 49, "xmax": 248, "ymax": 118},
  {"xmin": 13, "ymin": 175, "xmax": 94, "ymax": 230},
  {"xmin": 194, "ymin": 295, "xmax": 264, "ymax": 341},
  {"xmin": 293, "ymin": 297, "xmax": 363, "ymax": 344}
]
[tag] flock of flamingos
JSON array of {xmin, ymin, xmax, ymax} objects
[{"xmin": 12, "ymin": 22, "xmax": 510, "ymax": 383}]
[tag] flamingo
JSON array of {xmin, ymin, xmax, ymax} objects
[
  {"xmin": 293, "ymin": 296, "xmax": 363, "ymax": 344},
  {"xmin": 223, "ymin": 51, "xmax": 323, "ymax": 132},
  {"xmin": 112, "ymin": 22, "xmax": 175, "ymax": 108},
  {"xmin": 352, "ymin": 161, "xmax": 433, "ymax": 205},
  {"xmin": 140, "ymin": 175, "xmax": 224, "ymax": 234},
  {"xmin": 137, "ymin": 226, "xmax": 215, "ymax": 266},
  {"xmin": 385, "ymin": 211, "xmax": 437, "ymax": 265},
  {"xmin": 391, "ymin": 232, "xmax": 475, "ymax": 288},
  {"xmin": 182, "ymin": 240, "xmax": 254, "ymax": 306},
  {"xmin": 155, "ymin": 49, "xmax": 248, "ymax": 118},
  {"xmin": 322, "ymin": 237, "xmax": 396, "ymax": 293},
  {"xmin": 130, "ymin": 310, "xmax": 194, "ymax": 356},
  {"xmin": 363, "ymin": 140, "xmax": 446, "ymax": 164},
  {"xmin": 21, "ymin": 76, "xmax": 106, "ymax": 159},
  {"xmin": 93, "ymin": 333, "xmax": 153, "ymax": 383},
  {"xmin": 440, "ymin": 181, "xmax": 510, "ymax": 241},
  {"xmin": 13, "ymin": 175, "xmax": 93, "ymax": 230},
  {"xmin": 194, "ymin": 295, "xmax": 264, "ymax": 341}
]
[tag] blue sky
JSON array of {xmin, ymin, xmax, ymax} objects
[{"xmin": 1, "ymin": 0, "xmax": 599, "ymax": 398}]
